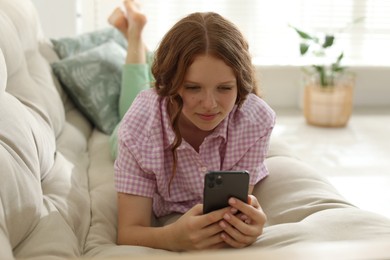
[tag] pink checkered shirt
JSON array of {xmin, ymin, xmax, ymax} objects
[{"xmin": 114, "ymin": 89, "xmax": 275, "ymax": 217}]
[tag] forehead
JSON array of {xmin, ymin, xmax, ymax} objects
[{"xmin": 185, "ymin": 54, "xmax": 236, "ymax": 83}]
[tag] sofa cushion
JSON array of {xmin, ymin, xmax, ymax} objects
[
  {"xmin": 0, "ymin": 0, "xmax": 65, "ymax": 137},
  {"xmin": 51, "ymin": 41, "xmax": 125, "ymax": 134},
  {"xmin": 0, "ymin": 18, "xmax": 22, "ymax": 259},
  {"xmin": 1, "ymin": 48, "xmax": 68, "ymax": 256},
  {"xmin": 252, "ymin": 155, "xmax": 390, "ymax": 247},
  {"xmin": 38, "ymin": 40, "xmax": 76, "ymax": 113},
  {"xmin": 12, "ymin": 151, "xmax": 91, "ymax": 258},
  {"xmin": 0, "ymin": 93, "xmax": 47, "ymax": 252},
  {"xmin": 51, "ymin": 27, "xmax": 127, "ymax": 59},
  {"xmin": 83, "ymin": 130, "xmax": 173, "ymax": 258},
  {"xmin": 0, "ymin": 0, "xmax": 91, "ymax": 258},
  {"xmin": 0, "ymin": 47, "xmax": 5, "ymax": 93}
]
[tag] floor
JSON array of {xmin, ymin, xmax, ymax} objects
[{"xmin": 273, "ymin": 107, "xmax": 390, "ymax": 219}]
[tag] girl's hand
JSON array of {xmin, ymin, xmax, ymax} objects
[
  {"xmin": 167, "ymin": 204, "xmax": 228, "ymax": 251},
  {"xmin": 218, "ymin": 195, "xmax": 266, "ymax": 248}
]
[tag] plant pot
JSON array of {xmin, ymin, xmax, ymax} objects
[{"xmin": 303, "ymin": 76, "xmax": 354, "ymax": 127}]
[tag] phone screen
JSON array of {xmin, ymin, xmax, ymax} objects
[{"xmin": 203, "ymin": 171, "xmax": 249, "ymax": 214}]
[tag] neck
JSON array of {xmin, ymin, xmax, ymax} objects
[
  {"xmin": 167, "ymin": 100, "xmax": 212, "ymax": 152},
  {"xmin": 179, "ymin": 114, "xmax": 212, "ymax": 152}
]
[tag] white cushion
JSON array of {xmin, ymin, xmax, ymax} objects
[
  {"xmin": 0, "ymin": 92, "xmax": 44, "ymax": 252},
  {"xmin": 0, "ymin": 48, "xmax": 6, "ymax": 93},
  {"xmin": 0, "ymin": 0, "xmax": 65, "ymax": 137},
  {"xmin": 0, "ymin": 0, "xmax": 91, "ymax": 257}
]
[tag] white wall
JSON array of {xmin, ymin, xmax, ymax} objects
[
  {"xmin": 30, "ymin": 0, "xmax": 390, "ymax": 109},
  {"xmin": 31, "ymin": 0, "xmax": 78, "ymax": 38},
  {"xmin": 258, "ymin": 65, "xmax": 390, "ymax": 109}
]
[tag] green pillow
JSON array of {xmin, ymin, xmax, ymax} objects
[
  {"xmin": 51, "ymin": 41, "xmax": 126, "ymax": 134},
  {"xmin": 51, "ymin": 28, "xmax": 127, "ymax": 59}
]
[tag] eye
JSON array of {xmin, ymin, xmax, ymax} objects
[
  {"xmin": 218, "ymin": 85, "xmax": 234, "ymax": 91},
  {"xmin": 183, "ymin": 84, "xmax": 200, "ymax": 91}
]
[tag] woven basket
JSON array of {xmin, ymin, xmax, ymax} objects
[{"xmin": 303, "ymin": 79, "xmax": 354, "ymax": 127}]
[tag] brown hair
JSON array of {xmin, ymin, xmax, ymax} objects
[{"xmin": 151, "ymin": 12, "xmax": 258, "ymax": 192}]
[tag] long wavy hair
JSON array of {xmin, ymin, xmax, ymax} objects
[{"xmin": 151, "ymin": 12, "xmax": 259, "ymax": 193}]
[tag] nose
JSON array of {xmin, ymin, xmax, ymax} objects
[{"xmin": 202, "ymin": 91, "xmax": 217, "ymax": 110}]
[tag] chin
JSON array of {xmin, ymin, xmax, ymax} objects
[{"xmin": 196, "ymin": 122, "xmax": 220, "ymax": 132}]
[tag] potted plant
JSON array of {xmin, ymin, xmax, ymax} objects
[{"xmin": 291, "ymin": 25, "xmax": 357, "ymax": 127}]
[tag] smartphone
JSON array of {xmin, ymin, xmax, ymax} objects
[{"xmin": 203, "ymin": 170, "xmax": 249, "ymax": 214}]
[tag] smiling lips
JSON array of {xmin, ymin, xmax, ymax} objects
[{"xmin": 197, "ymin": 113, "xmax": 219, "ymax": 121}]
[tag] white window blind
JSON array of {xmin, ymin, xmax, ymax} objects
[{"xmin": 85, "ymin": 0, "xmax": 390, "ymax": 66}]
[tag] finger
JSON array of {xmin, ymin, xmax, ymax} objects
[
  {"xmin": 191, "ymin": 204, "xmax": 204, "ymax": 215},
  {"xmin": 230, "ymin": 207, "xmax": 238, "ymax": 215},
  {"xmin": 247, "ymin": 195, "xmax": 252, "ymax": 205},
  {"xmin": 228, "ymin": 198, "xmax": 266, "ymax": 224},
  {"xmin": 233, "ymin": 212, "xmax": 251, "ymax": 225},
  {"xmin": 248, "ymin": 195, "xmax": 260, "ymax": 208},
  {"xmin": 200, "ymin": 205, "xmax": 230, "ymax": 228},
  {"xmin": 195, "ymin": 231, "xmax": 225, "ymax": 250},
  {"xmin": 201, "ymin": 222, "xmax": 224, "ymax": 238},
  {"xmin": 219, "ymin": 218, "xmax": 244, "ymax": 238},
  {"xmin": 221, "ymin": 233, "xmax": 247, "ymax": 248},
  {"xmin": 221, "ymin": 212, "xmax": 257, "ymax": 237},
  {"xmin": 208, "ymin": 241, "xmax": 229, "ymax": 250},
  {"xmin": 239, "ymin": 214, "xmax": 252, "ymax": 224},
  {"xmin": 220, "ymin": 230, "xmax": 247, "ymax": 248}
]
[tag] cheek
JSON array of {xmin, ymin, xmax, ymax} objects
[
  {"xmin": 181, "ymin": 94, "xmax": 199, "ymax": 109},
  {"xmin": 225, "ymin": 92, "xmax": 238, "ymax": 109},
  {"xmin": 226, "ymin": 100, "xmax": 236, "ymax": 111}
]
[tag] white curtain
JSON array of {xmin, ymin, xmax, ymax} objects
[{"xmin": 85, "ymin": 0, "xmax": 390, "ymax": 66}]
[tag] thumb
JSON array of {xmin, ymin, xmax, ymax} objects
[
  {"xmin": 190, "ymin": 203, "xmax": 204, "ymax": 216},
  {"xmin": 247, "ymin": 195, "xmax": 252, "ymax": 205}
]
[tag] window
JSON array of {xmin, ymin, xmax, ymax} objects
[{"xmin": 85, "ymin": 0, "xmax": 390, "ymax": 66}]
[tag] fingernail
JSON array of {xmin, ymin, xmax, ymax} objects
[
  {"xmin": 229, "ymin": 198, "xmax": 236, "ymax": 204},
  {"xmin": 219, "ymin": 221, "xmax": 226, "ymax": 228},
  {"xmin": 223, "ymin": 213, "xmax": 231, "ymax": 220},
  {"xmin": 230, "ymin": 208, "xmax": 238, "ymax": 214}
]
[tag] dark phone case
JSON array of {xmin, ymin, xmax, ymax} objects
[{"xmin": 203, "ymin": 171, "xmax": 249, "ymax": 214}]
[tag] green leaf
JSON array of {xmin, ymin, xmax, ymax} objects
[
  {"xmin": 333, "ymin": 66, "xmax": 346, "ymax": 72},
  {"xmin": 332, "ymin": 62, "xmax": 346, "ymax": 72},
  {"xmin": 322, "ymin": 35, "xmax": 334, "ymax": 48},
  {"xmin": 336, "ymin": 52, "xmax": 344, "ymax": 63},
  {"xmin": 300, "ymin": 43, "xmax": 310, "ymax": 55},
  {"xmin": 312, "ymin": 65, "xmax": 328, "ymax": 86},
  {"xmin": 291, "ymin": 26, "xmax": 314, "ymax": 40},
  {"xmin": 331, "ymin": 52, "xmax": 344, "ymax": 73}
]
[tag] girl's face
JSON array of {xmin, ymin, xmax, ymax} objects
[{"xmin": 178, "ymin": 54, "xmax": 238, "ymax": 132}]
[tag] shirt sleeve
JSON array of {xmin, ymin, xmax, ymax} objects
[
  {"xmin": 232, "ymin": 125, "xmax": 274, "ymax": 186},
  {"xmin": 114, "ymin": 136, "xmax": 157, "ymax": 198}
]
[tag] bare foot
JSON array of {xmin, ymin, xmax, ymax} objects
[
  {"xmin": 108, "ymin": 0, "xmax": 147, "ymax": 40},
  {"xmin": 108, "ymin": 7, "xmax": 128, "ymax": 36}
]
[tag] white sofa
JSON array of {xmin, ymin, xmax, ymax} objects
[{"xmin": 1, "ymin": 0, "xmax": 390, "ymax": 259}]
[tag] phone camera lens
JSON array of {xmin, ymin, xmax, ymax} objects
[{"xmin": 216, "ymin": 175, "xmax": 223, "ymax": 185}]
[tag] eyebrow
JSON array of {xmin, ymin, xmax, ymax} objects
[
  {"xmin": 183, "ymin": 80, "xmax": 237, "ymax": 85},
  {"xmin": 218, "ymin": 80, "xmax": 237, "ymax": 85}
]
